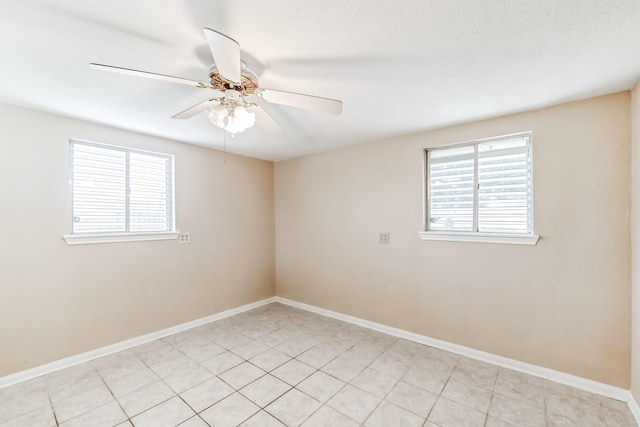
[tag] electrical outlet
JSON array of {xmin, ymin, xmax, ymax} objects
[
  {"xmin": 379, "ymin": 233, "xmax": 390, "ymax": 244},
  {"xmin": 179, "ymin": 232, "xmax": 191, "ymax": 244}
]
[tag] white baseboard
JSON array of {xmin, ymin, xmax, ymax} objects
[
  {"xmin": 0, "ymin": 297, "xmax": 278, "ymax": 389},
  {"xmin": 274, "ymin": 296, "xmax": 630, "ymax": 402},
  {"xmin": 629, "ymin": 392, "xmax": 640, "ymax": 425}
]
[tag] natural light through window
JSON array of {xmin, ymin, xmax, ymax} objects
[
  {"xmin": 63, "ymin": 140, "xmax": 177, "ymax": 245},
  {"xmin": 420, "ymin": 132, "xmax": 539, "ymax": 245}
]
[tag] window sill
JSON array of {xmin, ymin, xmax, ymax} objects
[
  {"xmin": 63, "ymin": 231, "xmax": 179, "ymax": 246},
  {"xmin": 418, "ymin": 231, "xmax": 539, "ymax": 246}
]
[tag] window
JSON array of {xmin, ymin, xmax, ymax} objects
[
  {"xmin": 420, "ymin": 132, "xmax": 539, "ymax": 245},
  {"xmin": 63, "ymin": 140, "xmax": 177, "ymax": 245}
]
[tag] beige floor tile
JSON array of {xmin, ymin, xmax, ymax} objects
[
  {"xmin": 385, "ymin": 380, "xmax": 437, "ymax": 418},
  {"xmin": 0, "ymin": 387, "xmax": 51, "ymax": 424},
  {"xmin": 212, "ymin": 332, "xmax": 253, "ymax": 350},
  {"xmin": 200, "ymin": 350, "xmax": 244, "ymax": 375},
  {"xmin": 364, "ymin": 401, "xmax": 424, "ymax": 427},
  {"xmin": 200, "ymin": 392, "xmax": 260, "ymax": 426},
  {"xmin": 259, "ymin": 330, "xmax": 292, "ymax": 348},
  {"xmin": 383, "ymin": 340, "xmax": 424, "ymax": 364},
  {"xmin": 117, "ymin": 380, "xmax": 175, "ymax": 417},
  {"xmin": 164, "ymin": 364, "xmax": 213, "ymax": 394},
  {"xmin": 296, "ymin": 345, "xmax": 339, "ymax": 369},
  {"xmin": 441, "ymin": 378, "xmax": 492, "ymax": 413},
  {"xmin": 240, "ymin": 374, "xmax": 291, "ymax": 407},
  {"xmin": 149, "ymin": 352, "xmax": 199, "ymax": 379},
  {"xmin": 546, "ymin": 401, "xmax": 608, "ymax": 426},
  {"xmin": 546, "ymin": 381, "xmax": 602, "ymax": 407},
  {"xmin": 428, "ymin": 397, "xmax": 486, "ymax": 427},
  {"xmin": 497, "ymin": 368, "xmax": 546, "ymax": 388},
  {"xmin": 450, "ymin": 359, "xmax": 498, "ymax": 390},
  {"xmin": 179, "ymin": 376, "xmax": 234, "ymax": 412},
  {"xmin": 265, "ymin": 389, "xmax": 322, "ymax": 426},
  {"xmin": 271, "ymin": 359, "xmax": 316, "ymax": 386},
  {"xmin": 130, "ymin": 396, "xmax": 195, "ymax": 427},
  {"xmin": 133, "ymin": 341, "xmax": 182, "ymax": 366},
  {"xmin": 103, "ymin": 366, "xmax": 158, "ymax": 397},
  {"xmin": 402, "ymin": 364, "xmax": 449, "ymax": 395},
  {"xmin": 178, "ymin": 341, "xmax": 226, "ymax": 363},
  {"xmin": 163, "ymin": 328, "xmax": 208, "ymax": 346},
  {"xmin": 488, "ymin": 394, "xmax": 545, "ymax": 427},
  {"xmin": 0, "ymin": 406, "xmax": 56, "ymax": 427},
  {"xmin": 238, "ymin": 323, "xmax": 277, "ymax": 340},
  {"xmin": 350, "ymin": 367, "xmax": 397, "ymax": 398},
  {"xmin": 276, "ymin": 338, "xmax": 318, "ymax": 358},
  {"xmin": 0, "ymin": 377, "xmax": 46, "ymax": 398},
  {"xmin": 321, "ymin": 356, "xmax": 367, "ymax": 383},
  {"xmin": 218, "ymin": 362, "xmax": 266, "ymax": 390},
  {"xmin": 493, "ymin": 372, "xmax": 545, "ymax": 407},
  {"xmin": 59, "ymin": 400, "xmax": 126, "ymax": 427},
  {"xmin": 239, "ymin": 410, "xmax": 285, "ymax": 426},
  {"xmin": 485, "ymin": 416, "xmax": 518, "ymax": 427},
  {"xmin": 94, "ymin": 353, "xmax": 147, "ymax": 383},
  {"xmin": 600, "ymin": 397, "xmax": 637, "ymax": 427},
  {"xmin": 250, "ymin": 348, "xmax": 291, "ymax": 372},
  {"xmin": 301, "ymin": 405, "xmax": 358, "ymax": 427},
  {"xmin": 177, "ymin": 416, "xmax": 210, "ymax": 427},
  {"xmin": 297, "ymin": 370, "xmax": 345, "ymax": 403},
  {"xmin": 546, "ymin": 388, "xmax": 608, "ymax": 426},
  {"xmin": 340, "ymin": 346, "xmax": 381, "ymax": 366},
  {"xmin": 369, "ymin": 354, "xmax": 410, "ymax": 379},
  {"xmin": 232, "ymin": 340, "xmax": 271, "ymax": 360},
  {"xmin": 327, "ymin": 384, "xmax": 381, "ymax": 423},
  {"xmin": 45, "ymin": 365, "xmax": 96, "ymax": 393},
  {"xmin": 413, "ymin": 350, "xmax": 458, "ymax": 377},
  {"xmin": 51, "ymin": 383, "xmax": 114, "ymax": 423},
  {"xmin": 47, "ymin": 370, "xmax": 103, "ymax": 403}
]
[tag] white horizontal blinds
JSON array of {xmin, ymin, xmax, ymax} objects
[
  {"xmin": 428, "ymin": 145, "xmax": 475, "ymax": 231},
  {"xmin": 72, "ymin": 143, "xmax": 126, "ymax": 233},
  {"xmin": 129, "ymin": 153, "xmax": 171, "ymax": 232},
  {"xmin": 71, "ymin": 140, "xmax": 174, "ymax": 234},
  {"xmin": 477, "ymin": 136, "xmax": 531, "ymax": 233}
]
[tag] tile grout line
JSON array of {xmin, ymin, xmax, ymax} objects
[
  {"xmin": 47, "ymin": 390, "xmax": 60, "ymax": 427},
  {"xmin": 97, "ymin": 370, "xmax": 130, "ymax": 427}
]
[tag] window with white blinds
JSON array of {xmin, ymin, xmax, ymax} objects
[
  {"xmin": 426, "ymin": 133, "xmax": 533, "ymax": 236},
  {"xmin": 70, "ymin": 140, "xmax": 174, "ymax": 235}
]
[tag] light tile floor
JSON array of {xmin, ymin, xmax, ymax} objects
[{"xmin": 0, "ymin": 303, "xmax": 636, "ymax": 427}]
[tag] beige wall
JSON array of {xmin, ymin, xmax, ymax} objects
[
  {"xmin": 0, "ymin": 103, "xmax": 275, "ymax": 377},
  {"xmin": 275, "ymin": 93, "xmax": 631, "ymax": 387},
  {"xmin": 632, "ymin": 82, "xmax": 640, "ymax": 399}
]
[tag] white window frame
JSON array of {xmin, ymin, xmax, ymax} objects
[
  {"xmin": 419, "ymin": 132, "xmax": 539, "ymax": 245},
  {"xmin": 63, "ymin": 139, "xmax": 178, "ymax": 245}
]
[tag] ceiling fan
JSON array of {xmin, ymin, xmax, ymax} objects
[{"xmin": 90, "ymin": 28, "xmax": 343, "ymax": 134}]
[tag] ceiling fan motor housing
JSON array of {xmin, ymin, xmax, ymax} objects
[{"xmin": 208, "ymin": 62, "xmax": 258, "ymax": 94}]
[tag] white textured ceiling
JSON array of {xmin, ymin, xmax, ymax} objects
[{"xmin": 1, "ymin": 1, "xmax": 639, "ymax": 161}]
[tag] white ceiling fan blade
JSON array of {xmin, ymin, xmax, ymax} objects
[
  {"xmin": 203, "ymin": 28, "xmax": 241, "ymax": 84},
  {"xmin": 89, "ymin": 63, "xmax": 214, "ymax": 89},
  {"xmin": 247, "ymin": 105, "xmax": 282, "ymax": 135},
  {"xmin": 260, "ymin": 89, "xmax": 343, "ymax": 115},
  {"xmin": 172, "ymin": 99, "xmax": 220, "ymax": 119}
]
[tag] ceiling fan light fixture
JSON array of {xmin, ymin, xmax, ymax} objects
[
  {"xmin": 224, "ymin": 106, "xmax": 255, "ymax": 134},
  {"xmin": 207, "ymin": 103, "xmax": 228, "ymax": 128},
  {"xmin": 207, "ymin": 103, "xmax": 255, "ymax": 134}
]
